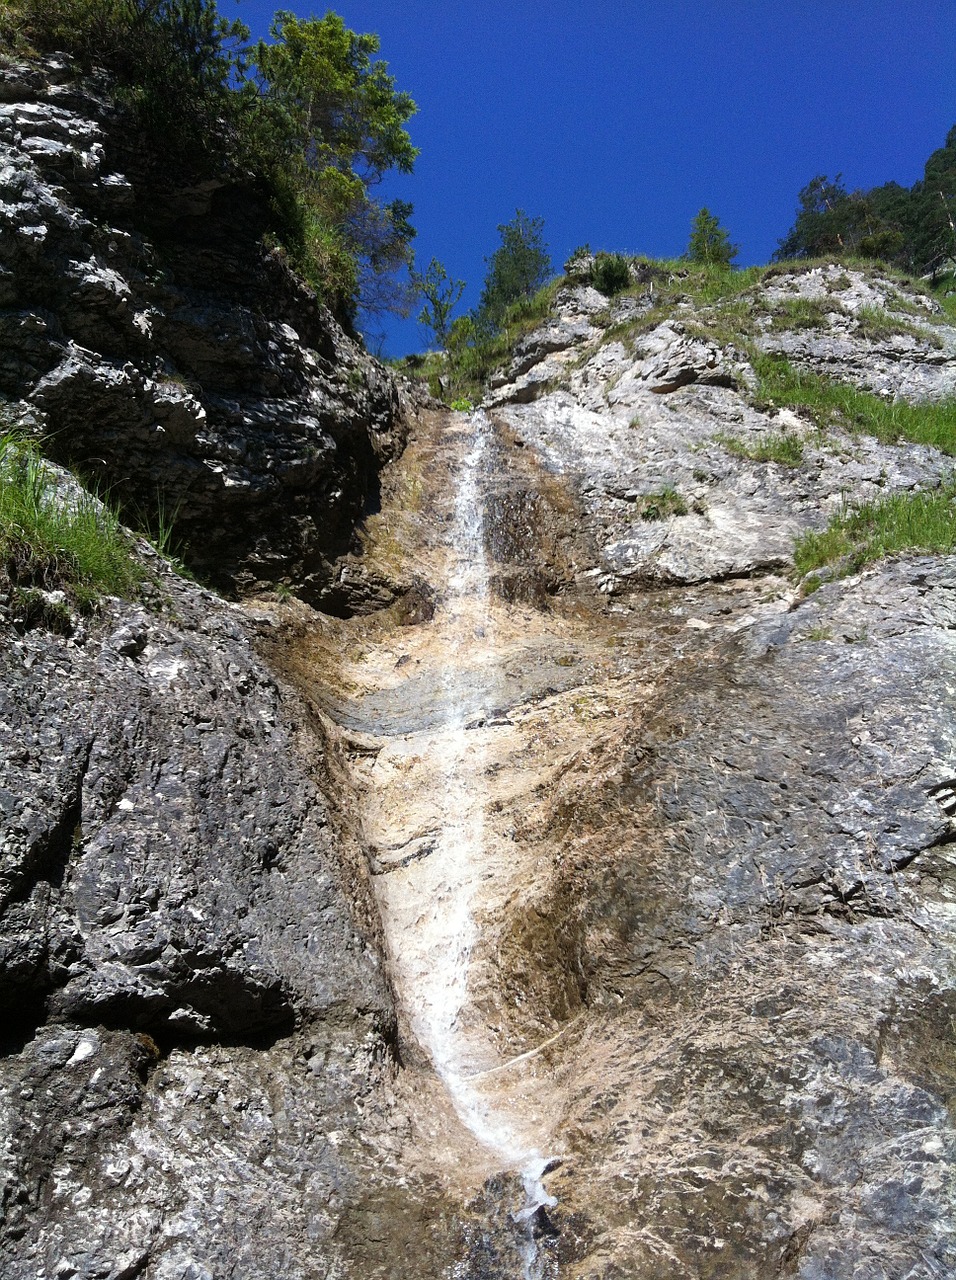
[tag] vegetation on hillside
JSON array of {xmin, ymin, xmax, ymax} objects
[
  {"xmin": 687, "ymin": 208, "xmax": 738, "ymax": 267},
  {"xmin": 0, "ymin": 432, "xmax": 145, "ymax": 626},
  {"xmin": 396, "ymin": 210, "xmax": 556, "ymax": 401},
  {"xmin": 795, "ymin": 484, "xmax": 956, "ymax": 580},
  {"xmin": 750, "ymin": 354, "xmax": 956, "ymax": 455},
  {"xmin": 473, "ymin": 210, "xmax": 552, "ymax": 334},
  {"xmin": 0, "ymin": 0, "xmax": 418, "ymax": 325},
  {"xmin": 775, "ymin": 126, "xmax": 956, "ymax": 276}
]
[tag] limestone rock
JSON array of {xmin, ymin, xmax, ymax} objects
[
  {"xmin": 494, "ymin": 265, "xmax": 956, "ymax": 589},
  {"xmin": 0, "ymin": 539, "xmax": 409, "ymax": 1278},
  {"xmin": 0, "ymin": 57, "xmax": 406, "ymax": 606}
]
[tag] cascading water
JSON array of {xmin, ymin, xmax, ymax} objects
[{"xmin": 372, "ymin": 410, "xmax": 558, "ymax": 1278}]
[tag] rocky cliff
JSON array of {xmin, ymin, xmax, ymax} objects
[
  {"xmin": 0, "ymin": 55, "xmax": 405, "ymax": 609},
  {"xmin": 275, "ymin": 266, "xmax": 956, "ymax": 1277},
  {"xmin": 2, "ymin": 51, "xmax": 956, "ymax": 1280},
  {"xmin": 0, "ymin": 547, "xmax": 410, "ymax": 1278},
  {"xmin": 0, "ymin": 53, "xmax": 422, "ymax": 1280}
]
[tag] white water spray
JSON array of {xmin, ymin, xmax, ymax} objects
[{"xmin": 376, "ymin": 410, "xmax": 557, "ymax": 1275}]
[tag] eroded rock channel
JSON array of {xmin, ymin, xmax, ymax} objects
[{"xmin": 264, "ymin": 380, "xmax": 956, "ymax": 1278}]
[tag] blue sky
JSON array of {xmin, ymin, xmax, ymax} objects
[{"xmin": 229, "ymin": 1, "xmax": 956, "ymax": 355}]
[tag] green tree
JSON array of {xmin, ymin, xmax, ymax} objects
[
  {"xmin": 475, "ymin": 210, "xmax": 551, "ymax": 333},
  {"xmin": 773, "ymin": 175, "xmax": 873, "ymax": 261},
  {"xmin": 909, "ymin": 125, "xmax": 956, "ymax": 273},
  {"xmin": 687, "ymin": 207, "xmax": 738, "ymax": 266},
  {"xmin": 252, "ymin": 10, "xmax": 419, "ymax": 320},
  {"xmin": 774, "ymin": 124, "xmax": 956, "ymax": 275},
  {"xmin": 412, "ymin": 258, "xmax": 465, "ymax": 349},
  {"xmin": 773, "ymin": 173, "xmax": 915, "ymax": 265}
]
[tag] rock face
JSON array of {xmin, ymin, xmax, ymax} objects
[
  {"xmin": 0, "ymin": 56, "xmax": 405, "ymax": 607},
  {"xmin": 493, "ymin": 265, "xmax": 956, "ymax": 589},
  {"xmin": 270, "ymin": 399, "xmax": 956, "ymax": 1279},
  {"xmin": 0, "ymin": 545, "xmax": 411, "ymax": 1278},
  {"xmin": 260, "ymin": 266, "xmax": 955, "ymax": 1277},
  {"xmin": 2, "ymin": 53, "xmax": 956, "ymax": 1276}
]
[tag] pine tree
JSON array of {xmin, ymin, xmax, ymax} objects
[
  {"xmin": 687, "ymin": 208, "xmax": 738, "ymax": 267},
  {"xmin": 475, "ymin": 210, "xmax": 551, "ymax": 333}
]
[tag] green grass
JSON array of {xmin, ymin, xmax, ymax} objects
[
  {"xmin": 934, "ymin": 289, "xmax": 956, "ymax": 325},
  {"xmin": 751, "ymin": 353, "xmax": 956, "ymax": 454},
  {"xmin": 631, "ymin": 484, "xmax": 690, "ymax": 520},
  {"xmin": 795, "ymin": 483, "xmax": 956, "ymax": 578},
  {"xmin": 714, "ymin": 430, "xmax": 805, "ymax": 467},
  {"xmin": 683, "ymin": 297, "xmax": 762, "ymax": 349},
  {"xmin": 801, "ymin": 624, "xmax": 834, "ymax": 642},
  {"xmin": 766, "ymin": 296, "xmax": 846, "ymax": 330},
  {"xmin": 884, "ymin": 288, "xmax": 937, "ymax": 318},
  {"xmin": 854, "ymin": 304, "xmax": 942, "ymax": 346},
  {"xmin": 0, "ymin": 432, "xmax": 144, "ymax": 616},
  {"xmin": 671, "ymin": 261, "xmax": 766, "ymax": 305}
]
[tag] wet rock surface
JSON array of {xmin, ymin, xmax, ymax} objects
[
  {"xmin": 0, "ymin": 56, "xmax": 405, "ymax": 605},
  {"xmin": 267, "ymin": 381, "xmax": 955, "ymax": 1276}
]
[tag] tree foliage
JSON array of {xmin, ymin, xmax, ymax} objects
[
  {"xmin": 775, "ymin": 125, "xmax": 956, "ymax": 274},
  {"xmin": 251, "ymin": 10, "xmax": 418, "ymax": 315},
  {"xmin": 0, "ymin": 0, "xmax": 419, "ymax": 324},
  {"xmin": 412, "ymin": 258, "xmax": 465, "ymax": 349},
  {"xmin": 686, "ymin": 207, "xmax": 738, "ymax": 267},
  {"xmin": 774, "ymin": 174, "xmax": 889, "ymax": 261},
  {"xmin": 475, "ymin": 210, "xmax": 551, "ymax": 333}
]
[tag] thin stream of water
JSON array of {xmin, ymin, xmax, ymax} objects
[{"xmin": 407, "ymin": 410, "xmax": 557, "ymax": 1277}]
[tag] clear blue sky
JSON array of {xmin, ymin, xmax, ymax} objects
[{"xmin": 229, "ymin": 1, "xmax": 956, "ymax": 355}]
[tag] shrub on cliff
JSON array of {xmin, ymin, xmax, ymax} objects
[
  {"xmin": 249, "ymin": 9, "xmax": 418, "ymax": 321},
  {"xmin": 0, "ymin": 0, "xmax": 243, "ymax": 139},
  {"xmin": 0, "ymin": 0, "xmax": 418, "ymax": 325},
  {"xmin": 592, "ymin": 252, "xmax": 632, "ymax": 296}
]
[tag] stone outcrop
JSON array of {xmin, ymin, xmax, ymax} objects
[
  {"xmin": 0, "ymin": 533, "xmax": 419, "ymax": 1278},
  {"xmin": 0, "ymin": 56, "xmax": 406, "ymax": 608},
  {"xmin": 495, "ymin": 265, "xmax": 956, "ymax": 589}
]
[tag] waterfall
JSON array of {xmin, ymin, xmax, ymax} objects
[{"xmin": 374, "ymin": 409, "xmax": 558, "ymax": 1277}]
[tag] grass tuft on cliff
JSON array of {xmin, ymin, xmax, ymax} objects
[
  {"xmin": 752, "ymin": 354, "xmax": 956, "ymax": 454},
  {"xmin": 714, "ymin": 430, "xmax": 805, "ymax": 467},
  {"xmin": 795, "ymin": 482, "xmax": 956, "ymax": 579},
  {"xmin": 0, "ymin": 432, "xmax": 144, "ymax": 613}
]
